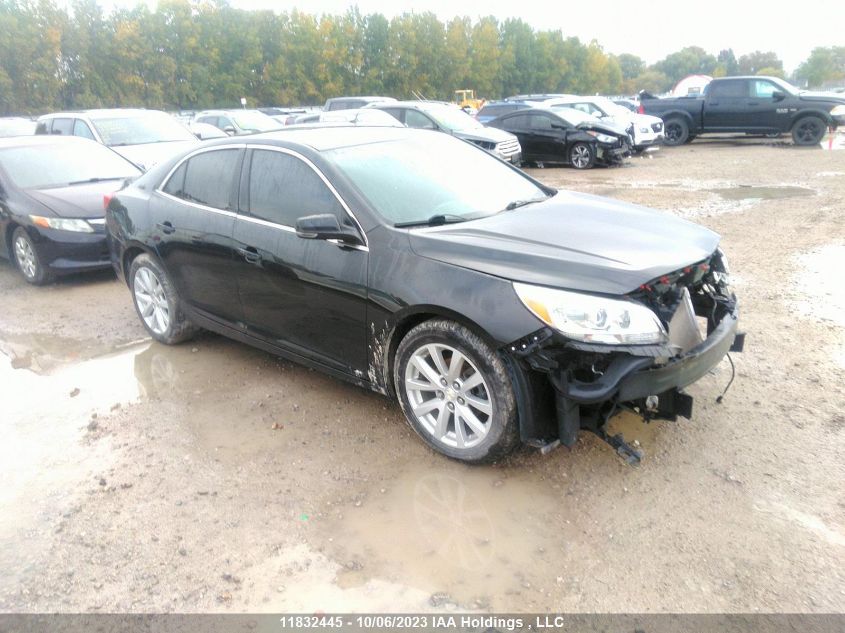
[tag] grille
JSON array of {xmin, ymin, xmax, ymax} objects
[{"xmin": 495, "ymin": 139, "xmax": 521, "ymax": 157}]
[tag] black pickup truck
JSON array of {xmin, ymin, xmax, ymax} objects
[{"xmin": 641, "ymin": 76, "xmax": 845, "ymax": 146}]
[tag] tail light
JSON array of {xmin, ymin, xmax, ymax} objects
[
  {"xmin": 637, "ymin": 104, "xmax": 645, "ymax": 114},
  {"xmin": 103, "ymin": 193, "xmax": 114, "ymax": 210}
]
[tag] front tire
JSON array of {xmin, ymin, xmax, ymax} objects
[
  {"xmin": 792, "ymin": 116, "xmax": 826, "ymax": 146},
  {"xmin": 663, "ymin": 118, "xmax": 690, "ymax": 145},
  {"xmin": 12, "ymin": 227, "xmax": 52, "ymax": 285},
  {"xmin": 129, "ymin": 253, "xmax": 197, "ymax": 345},
  {"xmin": 394, "ymin": 319, "xmax": 519, "ymax": 463},
  {"xmin": 569, "ymin": 142, "xmax": 595, "ymax": 169}
]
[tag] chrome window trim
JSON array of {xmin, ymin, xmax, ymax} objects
[{"xmin": 245, "ymin": 143, "xmax": 369, "ymax": 249}]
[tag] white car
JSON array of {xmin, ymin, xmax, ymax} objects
[
  {"xmin": 35, "ymin": 109, "xmax": 199, "ymax": 171},
  {"xmin": 540, "ymin": 96, "xmax": 664, "ymax": 153}
]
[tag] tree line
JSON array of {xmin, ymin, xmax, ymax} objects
[{"xmin": 1, "ymin": 0, "xmax": 843, "ymax": 116}]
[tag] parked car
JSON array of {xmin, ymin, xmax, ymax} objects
[
  {"xmin": 367, "ymin": 101, "xmax": 522, "ymax": 164},
  {"xmin": 324, "ymin": 96, "xmax": 396, "ymax": 111},
  {"xmin": 543, "ymin": 96, "xmax": 664, "ymax": 153},
  {"xmin": 640, "ymin": 76, "xmax": 845, "ymax": 146},
  {"xmin": 475, "ymin": 101, "xmax": 531, "ymax": 124},
  {"xmin": 613, "ymin": 98, "xmax": 640, "ymax": 113},
  {"xmin": 188, "ymin": 121, "xmax": 228, "ymax": 141},
  {"xmin": 0, "ymin": 136, "xmax": 141, "ymax": 284},
  {"xmin": 36, "ymin": 109, "xmax": 199, "ymax": 171},
  {"xmin": 106, "ymin": 127, "xmax": 740, "ymax": 463},
  {"xmin": 0, "ymin": 117, "xmax": 36, "ymax": 137},
  {"xmin": 192, "ymin": 110, "xmax": 283, "ymax": 136},
  {"xmin": 487, "ymin": 107, "xmax": 631, "ymax": 169}
]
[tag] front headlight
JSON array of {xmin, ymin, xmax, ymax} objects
[
  {"xmin": 30, "ymin": 215, "xmax": 94, "ymax": 233},
  {"xmin": 586, "ymin": 131, "xmax": 617, "ymax": 144},
  {"xmin": 513, "ymin": 282, "xmax": 667, "ymax": 345},
  {"xmin": 830, "ymin": 105, "xmax": 845, "ymax": 117}
]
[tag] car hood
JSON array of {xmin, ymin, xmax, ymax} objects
[
  {"xmin": 798, "ymin": 91, "xmax": 845, "ymax": 105},
  {"xmin": 24, "ymin": 181, "xmax": 127, "ymax": 219},
  {"xmin": 453, "ymin": 127, "xmax": 517, "ymax": 144},
  {"xmin": 407, "ymin": 191, "xmax": 720, "ymax": 295},
  {"xmin": 576, "ymin": 119, "xmax": 629, "ymax": 137},
  {"xmin": 111, "ymin": 141, "xmax": 198, "ymax": 171}
]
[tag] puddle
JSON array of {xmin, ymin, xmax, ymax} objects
[
  {"xmin": 308, "ymin": 464, "xmax": 587, "ymax": 609},
  {"xmin": 0, "ymin": 344, "xmax": 143, "ymax": 592},
  {"xmin": 707, "ymin": 185, "xmax": 815, "ymax": 201}
]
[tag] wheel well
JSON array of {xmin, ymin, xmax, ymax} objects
[
  {"xmin": 121, "ymin": 246, "xmax": 145, "ymax": 285},
  {"xmin": 383, "ymin": 309, "xmax": 497, "ymax": 398},
  {"xmin": 4, "ymin": 222, "xmax": 18, "ymax": 256}
]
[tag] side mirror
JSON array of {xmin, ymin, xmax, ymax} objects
[
  {"xmin": 295, "ymin": 214, "xmax": 363, "ymax": 246},
  {"xmin": 223, "ymin": 126, "xmax": 236, "ymax": 135},
  {"xmin": 772, "ymin": 90, "xmax": 786, "ymax": 102}
]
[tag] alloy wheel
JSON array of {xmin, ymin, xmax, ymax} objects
[
  {"xmin": 133, "ymin": 267, "xmax": 171, "ymax": 335},
  {"xmin": 796, "ymin": 119, "xmax": 822, "ymax": 144},
  {"xmin": 571, "ymin": 144, "xmax": 591, "ymax": 168},
  {"xmin": 14, "ymin": 235, "xmax": 37, "ymax": 280},
  {"xmin": 404, "ymin": 343, "xmax": 493, "ymax": 450}
]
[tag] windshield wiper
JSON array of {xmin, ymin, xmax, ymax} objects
[
  {"xmin": 67, "ymin": 177, "xmax": 130, "ymax": 185},
  {"xmin": 503, "ymin": 196, "xmax": 547, "ymax": 211},
  {"xmin": 394, "ymin": 214, "xmax": 470, "ymax": 228}
]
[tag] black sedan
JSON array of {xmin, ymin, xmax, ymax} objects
[
  {"xmin": 487, "ymin": 107, "xmax": 632, "ymax": 169},
  {"xmin": 107, "ymin": 128, "xmax": 740, "ymax": 464},
  {"xmin": 0, "ymin": 136, "xmax": 141, "ymax": 284}
]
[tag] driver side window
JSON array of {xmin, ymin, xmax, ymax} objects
[
  {"xmin": 751, "ymin": 80, "xmax": 778, "ymax": 99},
  {"xmin": 404, "ymin": 110, "xmax": 437, "ymax": 130},
  {"xmin": 246, "ymin": 149, "xmax": 345, "ymax": 227}
]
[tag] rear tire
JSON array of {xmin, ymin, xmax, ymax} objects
[
  {"xmin": 12, "ymin": 227, "xmax": 52, "ymax": 285},
  {"xmin": 129, "ymin": 253, "xmax": 197, "ymax": 345},
  {"xmin": 791, "ymin": 116, "xmax": 826, "ymax": 146},
  {"xmin": 394, "ymin": 319, "xmax": 519, "ymax": 464},
  {"xmin": 569, "ymin": 142, "xmax": 595, "ymax": 169},
  {"xmin": 663, "ymin": 118, "xmax": 690, "ymax": 145}
]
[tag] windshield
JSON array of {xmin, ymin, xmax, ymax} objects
[
  {"xmin": 91, "ymin": 112, "xmax": 196, "ymax": 146},
  {"xmin": 423, "ymin": 105, "xmax": 485, "ymax": 131},
  {"xmin": 327, "ymin": 133, "xmax": 549, "ymax": 225},
  {"xmin": 548, "ymin": 107, "xmax": 596, "ymax": 126},
  {"xmin": 771, "ymin": 77, "xmax": 800, "ymax": 95},
  {"xmin": 232, "ymin": 111, "xmax": 282, "ymax": 132},
  {"xmin": 0, "ymin": 142, "xmax": 141, "ymax": 189}
]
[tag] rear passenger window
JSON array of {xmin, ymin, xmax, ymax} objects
[
  {"xmin": 173, "ymin": 149, "xmax": 240, "ymax": 210},
  {"xmin": 50, "ymin": 118, "xmax": 73, "ymax": 135},
  {"xmin": 506, "ymin": 115, "xmax": 531, "ymax": 129},
  {"xmin": 73, "ymin": 120, "xmax": 96, "ymax": 140},
  {"xmin": 35, "ymin": 121, "xmax": 49, "ymax": 134},
  {"xmin": 162, "ymin": 163, "xmax": 187, "ymax": 196},
  {"xmin": 247, "ymin": 150, "xmax": 344, "ymax": 227},
  {"xmin": 709, "ymin": 80, "xmax": 747, "ymax": 99}
]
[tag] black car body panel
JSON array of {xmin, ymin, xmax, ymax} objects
[
  {"xmin": 641, "ymin": 76, "xmax": 845, "ymax": 136},
  {"xmin": 107, "ymin": 128, "xmax": 739, "ymax": 455},
  {"xmin": 407, "ymin": 191, "xmax": 720, "ymax": 295}
]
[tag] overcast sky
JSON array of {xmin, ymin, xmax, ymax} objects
[{"xmin": 104, "ymin": 0, "xmax": 844, "ymax": 72}]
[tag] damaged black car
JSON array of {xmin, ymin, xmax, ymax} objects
[
  {"xmin": 106, "ymin": 127, "xmax": 741, "ymax": 464},
  {"xmin": 486, "ymin": 107, "xmax": 632, "ymax": 169}
]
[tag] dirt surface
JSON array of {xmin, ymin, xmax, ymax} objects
[{"xmin": 1, "ymin": 137, "xmax": 844, "ymax": 614}]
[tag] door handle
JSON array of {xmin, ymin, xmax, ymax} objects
[
  {"xmin": 237, "ymin": 246, "xmax": 261, "ymax": 264},
  {"xmin": 157, "ymin": 221, "xmax": 175, "ymax": 234},
  {"xmin": 709, "ymin": 101, "xmax": 720, "ymax": 106}
]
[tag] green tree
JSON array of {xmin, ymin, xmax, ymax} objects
[
  {"xmin": 616, "ymin": 53, "xmax": 645, "ymax": 80},
  {"xmin": 654, "ymin": 46, "xmax": 717, "ymax": 85},
  {"xmin": 794, "ymin": 46, "xmax": 845, "ymax": 88},
  {"xmin": 738, "ymin": 50, "xmax": 783, "ymax": 75}
]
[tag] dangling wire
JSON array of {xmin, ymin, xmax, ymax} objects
[{"xmin": 716, "ymin": 353, "xmax": 736, "ymax": 404}]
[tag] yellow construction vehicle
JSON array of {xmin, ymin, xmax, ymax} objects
[{"xmin": 453, "ymin": 89, "xmax": 484, "ymax": 112}]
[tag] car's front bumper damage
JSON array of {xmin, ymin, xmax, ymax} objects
[{"xmin": 503, "ymin": 254, "xmax": 744, "ymax": 462}]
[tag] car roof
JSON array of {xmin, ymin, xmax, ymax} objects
[
  {"xmin": 39, "ymin": 109, "xmax": 163, "ymax": 120},
  {"xmin": 0, "ymin": 135, "xmax": 102, "ymax": 149},
  {"xmin": 203, "ymin": 126, "xmax": 427, "ymax": 152}
]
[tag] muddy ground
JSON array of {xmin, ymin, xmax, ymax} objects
[{"xmin": 1, "ymin": 137, "xmax": 843, "ymax": 614}]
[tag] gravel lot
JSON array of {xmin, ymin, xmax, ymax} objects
[{"xmin": 1, "ymin": 137, "xmax": 843, "ymax": 613}]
